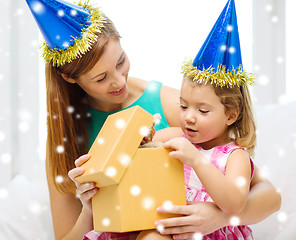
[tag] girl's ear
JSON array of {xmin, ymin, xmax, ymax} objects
[
  {"xmin": 226, "ymin": 110, "xmax": 239, "ymax": 126},
  {"xmin": 61, "ymin": 73, "xmax": 76, "ymax": 84}
]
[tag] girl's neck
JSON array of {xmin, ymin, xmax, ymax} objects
[{"xmin": 196, "ymin": 136, "xmax": 232, "ymax": 150}]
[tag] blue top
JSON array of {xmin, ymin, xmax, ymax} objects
[{"xmin": 87, "ymin": 81, "xmax": 170, "ymax": 146}]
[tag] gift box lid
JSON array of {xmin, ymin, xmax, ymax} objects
[{"xmin": 76, "ymin": 106, "xmax": 154, "ymax": 187}]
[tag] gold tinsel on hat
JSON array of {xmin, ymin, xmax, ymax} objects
[
  {"xmin": 41, "ymin": 0, "xmax": 106, "ymax": 67},
  {"xmin": 181, "ymin": 59, "xmax": 255, "ymax": 88}
]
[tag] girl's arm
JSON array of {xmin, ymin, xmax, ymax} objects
[
  {"xmin": 46, "ymin": 153, "xmax": 97, "ymax": 240},
  {"xmin": 164, "ymin": 138, "xmax": 251, "ymax": 215},
  {"xmin": 193, "ymin": 148, "xmax": 251, "ymax": 215}
]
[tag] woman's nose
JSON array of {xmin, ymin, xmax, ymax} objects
[{"xmin": 111, "ymin": 71, "xmax": 126, "ymax": 86}]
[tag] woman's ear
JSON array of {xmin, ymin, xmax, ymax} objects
[
  {"xmin": 226, "ymin": 110, "xmax": 239, "ymax": 126},
  {"xmin": 61, "ymin": 73, "xmax": 76, "ymax": 84}
]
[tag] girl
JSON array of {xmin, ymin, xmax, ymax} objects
[
  {"xmin": 25, "ymin": 0, "xmax": 281, "ymax": 239},
  {"xmin": 152, "ymin": 73, "xmax": 256, "ymax": 239}
]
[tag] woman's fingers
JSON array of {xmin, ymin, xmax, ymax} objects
[
  {"xmin": 157, "ymin": 204, "xmax": 193, "ymax": 216},
  {"xmin": 76, "ymin": 182, "xmax": 96, "ymax": 195},
  {"xmin": 74, "ymin": 153, "xmax": 91, "ymax": 167},
  {"xmin": 68, "ymin": 166, "xmax": 84, "ymax": 182}
]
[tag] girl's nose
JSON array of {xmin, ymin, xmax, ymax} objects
[{"xmin": 185, "ymin": 110, "xmax": 196, "ymax": 124}]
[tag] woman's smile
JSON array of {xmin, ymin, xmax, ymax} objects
[{"xmin": 109, "ymin": 84, "xmax": 126, "ymax": 96}]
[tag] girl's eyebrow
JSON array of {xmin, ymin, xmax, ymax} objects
[{"xmin": 91, "ymin": 52, "xmax": 125, "ymax": 80}]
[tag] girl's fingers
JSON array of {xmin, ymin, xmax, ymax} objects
[{"xmin": 74, "ymin": 154, "xmax": 91, "ymax": 167}]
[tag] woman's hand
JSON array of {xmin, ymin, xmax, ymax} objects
[
  {"xmin": 155, "ymin": 201, "xmax": 227, "ymax": 240},
  {"xmin": 68, "ymin": 154, "xmax": 99, "ymax": 213}
]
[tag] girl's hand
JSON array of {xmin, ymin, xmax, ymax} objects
[
  {"xmin": 68, "ymin": 154, "xmax": 99, "ymax": 213},
  {"xmin": 164, "ymin": 137, "xmax": 204, "ymax": 167},
  {"xmin": 155, "ymin": 201, "xmax": 227, "ymax": 239}
]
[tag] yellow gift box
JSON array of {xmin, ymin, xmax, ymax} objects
[{"xmin": 76, "ymin": 106, "xmax": 186, "ymax": 232}]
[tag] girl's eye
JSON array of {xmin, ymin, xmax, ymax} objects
[
  {"xmin": 199, "ymin": 109, "xmax": 209, "ymax": 114},
  {"xmin": 180, "ymin": 105, "xmax": 187, "ymax": 110}
]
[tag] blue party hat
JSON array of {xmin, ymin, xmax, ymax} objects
[
  {"xmin": 26, "ymin": 0, "xmax": 105, "ymax": 67},
  {"xmin": 182, "ymin": 0, "xmax": 254, "ymax": 87}
]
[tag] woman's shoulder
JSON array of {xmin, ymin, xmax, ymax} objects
[{"xmin": 128, "ymin": 77, "xmax": 149, "ymax": 93}]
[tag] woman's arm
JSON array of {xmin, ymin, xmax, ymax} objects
[
  {"xmin": 160, "ymin": 84, "xmax": 181, "ymax": 127},
  {"xmin": 155, "ymin": 167, "xmax": 281, "ymax": 239},
  {"xmin": 46, "ymin": 154, "xmax": 97, "ymax": 240}
]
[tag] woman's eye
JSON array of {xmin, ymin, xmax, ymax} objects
[
  {"xmin": 180, "ymin": 105, "xmax": 187, "ymax": 110},
  {"xmin": 117, "ymin": 57, "xmax": 125, "ymax": 67},
  {"xmin": 96, "ymin": 75, "xmax": 106, "ymax": 82}
]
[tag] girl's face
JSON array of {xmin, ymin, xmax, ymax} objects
[
  {"xmin": 74, "ymin": 39, "xmax": 130, "ymax": 112},
  {"xmin": 179, "ymin": 78, "xmax": 237, "ymax": 149}
]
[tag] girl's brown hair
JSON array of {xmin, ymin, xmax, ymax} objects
[
  {"xmin": 214, "ymin": 84, "xmax": 256, "ymax": 156},
  {"xmin": 185, "ymin": 77, "xmax": 256, "ymax": 156},
  {"xmin": 46, "ymin": 16, "xmax": 120, "ymax": 193}
]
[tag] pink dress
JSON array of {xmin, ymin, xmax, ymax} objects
[
  {"xmin": 184, "ymin": 141, "xmax": 255, "ymax": 240},
  {"xmin": 83, "ymin": 231, "xmax": 138, "ymax": 240}
]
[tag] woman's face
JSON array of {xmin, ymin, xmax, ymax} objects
[{"xmin": 75, "ymin": 39, "xmax": 130, "ymax": 111}]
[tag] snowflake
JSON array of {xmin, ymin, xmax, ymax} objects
[
  {"xmin": 105, "ymin": 167, "xmax": 117, "ymax": 177},
  {"xmin": 70, "ymin": 9, "xmax": 77, "ymax": 16},
  {"xmin": 19, "ymin": 122, "xmax": 30, "ymax": 132},
  {"xmin": 1, "ymin": 153, "xmax": 12, "ymax": 164},
  {"xmin": 230, "ymin": 216, "xmax": 240, "ymax": 226},
  {"xmin": 142, "ymin": 197, "xmax": 155, "ymax": 210},
  {"xmin": 236, "ymin": 176, "xmax": 247, "ymax": 187},
  {"xmin": 0, "ymin": 188, "xmax": 8, "ymax": 199},
  {"xmin": 102, "ymin": 218, "xmax": 110, "ymax": 226},
  {"xmin": 56, "ymin": 145, "xmax": 64, "ymax": 154},
  {"xmin": 193, "ymin": 232, "xmax": 203, "ymax": 240},
  {"xmin": 115, "ymin": 118, "xmax": 126, "ymax": 129},
  {"xmin": 258, "ymin": 75, "xmax": 269, "ymax": 86},
  {"xmin": 29, "ymin": 201, "xmax": 42, "ymax": 215},
  {"xmin": 67, "ymin": 106, "xmax": 75, "ymax": 113},
  {"xmin": 277, "ymin": 211, "xmax": 288, "ymax": 223},
  {"xmin": 229, "ymin": 46, "xmax": 236, "ymax": 54},
  {"xmin": 220, "ymin": 45, "xmax": 227, "ymax": 51},
  {"xmin": 57, "ymin": 10, "xmax": 64, "ymax": 17},
  {"xmin": 31, "ymin": 1, "xmax": 45, "ymax": 14},
  {"xmin": 97, "ymin": 137, "xmax": 104, "ymax": 145},
  {"xmin": 118, "ymin": 153, "xmax": 131, "ymax": 166},
  {"xmin": 156, "ymin": 224, "xmax": 164, "ymax": 233},
  {"xmin": 130, "ymin": 185, "xmax": 141, "ymax": 196},
  {"xmin": 139, "ymin": 126, "xmax": 150, "ymax": 137},
  {"xmin": 55, "ymin": 175, "xmax": 64, "ymax": 184},
  {"xmin": 162, "ymin": 200, "xmax": 173, "ymax": 211},
  {"xmin": 226, "ymin": 25, "xmax": 233, "ymax": 32}
]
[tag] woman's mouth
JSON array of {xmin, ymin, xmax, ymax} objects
[{"xmin": 109, "ymin": 84, "xmax": 126, "ymax": 96}]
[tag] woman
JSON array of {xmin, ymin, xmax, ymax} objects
[{"xmin": 25, "ymin": 0, "xmax": 281, "ymax": 239}]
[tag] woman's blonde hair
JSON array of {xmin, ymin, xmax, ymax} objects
[
  {"xmin": 185, "ymin": 77, "xmax": 256, "ymax": 156},
  {"xmin": 46, "ymin": 16, "xmax": 120, "ymax": 193}
]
